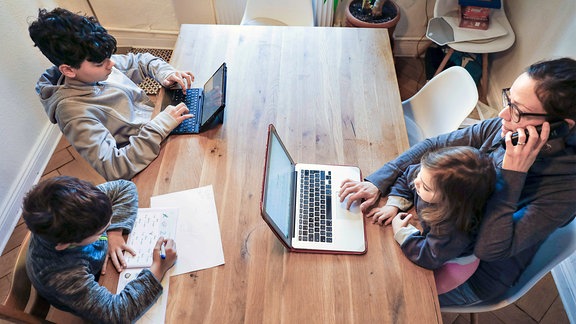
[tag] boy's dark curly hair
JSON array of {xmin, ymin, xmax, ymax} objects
[
  {"xmin": 22, "ymin": 176, "xmax": 112, "ymax": 244},
  {"xmin": 29, "ymin": 7, "xmax": 117, "ymax": 68}
]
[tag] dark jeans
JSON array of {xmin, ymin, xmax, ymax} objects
[{"xmin": 439, "ymin": 282, "xmax": 482, "ymax": 306}]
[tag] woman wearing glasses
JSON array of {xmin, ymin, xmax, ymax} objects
[{"xmin": 339, "ymin": 57, "xmax": 576, "ymax": 305}]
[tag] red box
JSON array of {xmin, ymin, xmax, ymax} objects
[
  {"xmin": 461, "ymin": 6, "xmax": 490, "ymax": 20},
  {"xmin": 459, "ymin": 19, "xmax": 489, "ymax": 30},
  {"xmin": 459, "ymin": 5, "xmax": 490, "ymax": 30}
]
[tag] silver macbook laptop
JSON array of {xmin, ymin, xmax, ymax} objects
[{"xmin": 260, "ymin": 124, "xmax": 367, "ymax": 254}]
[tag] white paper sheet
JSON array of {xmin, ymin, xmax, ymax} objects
[
  {"xmin": 117, "ymin": 268, "xmax": 172, "ymax": 324},
  {"xmin": 116, "ymin": 185, "xmax": 225, "ymax": 323},
  {"xmin": 151, "ymin": 185, "xmax": 225, "ymax": 276}
]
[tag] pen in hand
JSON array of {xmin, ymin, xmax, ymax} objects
[{"xmin": 160, "ymin": 242, "xmax": 166, "ymax": 260}]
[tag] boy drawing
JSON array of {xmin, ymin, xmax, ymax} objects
[
  {"xmin": 28, "ymin": 8, "xmax": 195, "ymax": 180},
  {"xmin": 23, "ymin": 176, "xmax": 177, "ymax": 322}
]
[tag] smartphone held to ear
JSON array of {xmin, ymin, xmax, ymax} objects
[{"xmin": 501, "ymin": 120, "xmax": 570, "ymax": 147}]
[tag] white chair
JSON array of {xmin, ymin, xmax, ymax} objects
[
  {"xmin": 240, "ymin": 0, "xmax": 315, "ymax": 26},
  {"xmin": 431, "ymin": 0, "xmax": 515, "ymax": 102},
  {"xmin": 402, "ymin": 66, "xmax": 478, "ymax": 147},
  {"xmin": 442, "ymin": 220, "xmax": 576, "ymax": 323}
]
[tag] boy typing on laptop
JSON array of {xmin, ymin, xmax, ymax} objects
[{"xmin": 29, "ymin": 8, "xmax": 195, "ymax": 180}]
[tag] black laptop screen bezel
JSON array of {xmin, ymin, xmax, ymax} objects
[{"xmin": 199, "ymin": 62, "xmax": 227, "ymax": 127}]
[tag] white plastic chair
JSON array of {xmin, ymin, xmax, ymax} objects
[
  {"xmin": 442, "ymin": 220, "xmax": 576, "ymax": 323},
  {"xmin": 240, "ymin": 0, "xmax": 315, "ymax": 26},
  {"xmin": 430, "ymin": 0, "xmax": 515, "ymax": 102},
  {"xmin": 402, "ymin": 66, "xmax": 478, "ymax": 147},
  {"xmin": 433, "ymin": 0, "xmax": 515, "ymax": 54}
]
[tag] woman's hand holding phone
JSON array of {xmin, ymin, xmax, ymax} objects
[
  {"xmin": 502, "ymin": 122, "xmax": 551, "ymax": 172},
  {"xmin": 500, "ymin": 120, "xmax": 569, "ymax": 147}
]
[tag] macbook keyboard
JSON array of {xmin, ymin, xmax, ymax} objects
[{"xmin": 298, "ymin": 170, "xmax": 333, "ymax": 243}]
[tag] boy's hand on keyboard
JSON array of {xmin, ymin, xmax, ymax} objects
[
  {"xmin": 165, "ymin": 102, "xmax": 194, "ymax": 123},
  {"xmin": 149, "ymin": 237, "xmax": 178, "ymax": 282},
  {"xmin": 102, "ymin": 230, "xmax": 134, "ymax": 275},
  {"xmin": 162, "ymin": 71, "xmax": 195, "ymax": 93}
]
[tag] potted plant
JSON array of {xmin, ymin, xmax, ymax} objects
[{"xmin": 345, "ymin": 0, "xmax": 401, "ymax": 49}]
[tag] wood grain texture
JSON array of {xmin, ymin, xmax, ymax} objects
[{"xmin": 102, "ymin": 25, "xmax": 440, "ymax": 323}]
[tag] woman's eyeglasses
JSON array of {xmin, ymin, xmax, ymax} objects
[{"xmin": 502, "ymin": 88, "xmax": 551, "ymax": 123}]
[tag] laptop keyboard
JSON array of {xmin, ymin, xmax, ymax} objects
[
  {"xmin": 298, "ymin": 170, "xmax": 333, "ymax": 243},
  {"xmin": 171, "ymin": 88, "xmax": 200, "ymax": 133}
]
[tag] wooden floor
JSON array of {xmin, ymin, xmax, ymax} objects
[{"xmin": 0, "ymin": 57, "xmax": 569, "ymax": 324}]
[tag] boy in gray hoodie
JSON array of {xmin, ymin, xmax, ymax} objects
[{"xmin": 29, "ymin": 7, "xmax": 195, "ymax": 180}]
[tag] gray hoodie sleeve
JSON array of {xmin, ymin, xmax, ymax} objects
[
  {"xmin": 111, "ymin": 52, "xmax": 177, "ymax": 85},
  {"xmin": 59, "ymin": 105, "xmax": 178, "ymax": 180},
  {"xmin": 97, "ymin": 179, "xmax": 138, "ymax": 233},
  {"xmin": 37, "ymin": 259, "xmax": 163, "ymax": 323}
]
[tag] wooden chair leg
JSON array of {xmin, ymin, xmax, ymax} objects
[
  {"xmin": 471, "ymin": 312, "xmax": 479, "ymax": 324},
  {"xmin": 434, "ymin": 47, "xmax": 455, "ymax": 77},
  {"xmin": 29, "ymin": 288, "xmax": 50, "ymax": 319},
  {"xmin": 479, "ymin": 53, "xmax": 489, "ymax": 104}
]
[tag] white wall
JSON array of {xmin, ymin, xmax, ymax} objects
[
  {"xmin": 490, "ymin": 0, "xmax": 576, "ymax": 92},
  {"xmin": 391, "ymin": 0, "xmax": 435, "ymax": 57},
  {"xmin": 333, "ymin": 0, "xmax": 433, "ymax": 56},
  {"xmin": 0, "ymin": 1, "xmax": 63, "ymax": 251},
  {"xmin": 87, "ymin": 0, "xmax": 219, "ymax": 48}
]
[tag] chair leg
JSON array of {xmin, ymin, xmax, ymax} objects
[
  {"xmin": 479, "ymin": 53, "xmax": 489, "ymax": 104},
  {"xmin": 29, "ymin": 287, "xmax": 50, "ymax": 319},
  {"xmin": 434, "ymin": 47, "xmax": 455, "ymax": 77},
  {"xmin": 470, "ymin": 312, "xmax": 479, "ymax": 324}
]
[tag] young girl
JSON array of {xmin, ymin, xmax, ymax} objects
[{"xmin": 366, "ymin": 146, "xmax": 496, "ymax": 294}]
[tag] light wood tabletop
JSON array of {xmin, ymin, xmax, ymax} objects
[{"xmin": 105, "ymin": 24, "xmax": 441, "ymax": 323}]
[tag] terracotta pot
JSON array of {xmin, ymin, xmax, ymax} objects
[{"xmin": 345, "ymin": 0, "xmax": 401, "ymax": 49}]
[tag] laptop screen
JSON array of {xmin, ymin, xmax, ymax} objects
[
  {"xmin": 201, "ymin": 63, "xmax": 227, "ymax": 125},
  {"xmin": 262, "ymin": 127, "xmax": 295, "ymax": 242}
]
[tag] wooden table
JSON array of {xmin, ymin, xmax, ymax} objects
[{"xmin": 106, "ymin": 24, "xmax": 441, "ymax": 323}]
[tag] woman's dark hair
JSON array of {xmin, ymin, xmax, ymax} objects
[
  {"xmin": 416, "ymin": 146, "xmax": 496, "ymax": 234},
  {"xmin": 22, "ymin": 176, "xmax": 112, "ymax": 244},
  {"xmin": 527, "ymin": 57, "xmax": 576, "ymax": 121},
  {"xmin": 28, "ymin": 8, "xmax": 117, "ymax": 68}
]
